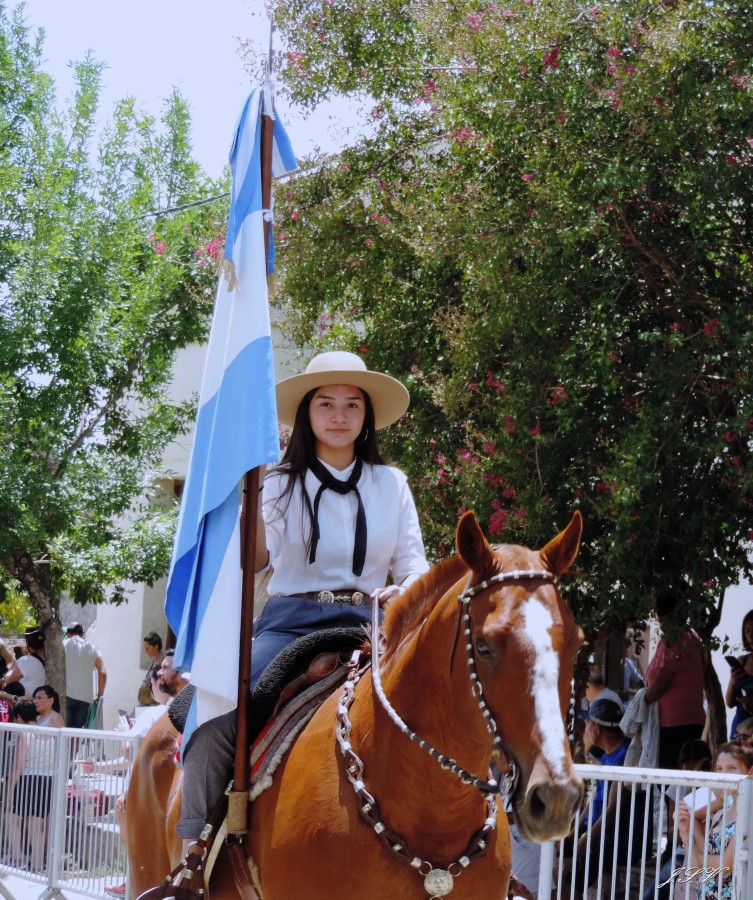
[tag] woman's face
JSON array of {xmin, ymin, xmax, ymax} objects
[
  {"xmin": 744, "ymin": 619, "xmax": 753, "ymax": 648},
  {"xmin": 309, "ymin": 384, "xmax": 366, "ymax": 460},
  {"xmin": 33, "ymin": 691, "xmax": 53, "ymax": 714},
  {"xmin": 715, "ymin": 751, "xmax": 750, "ymax": 776},
  {"xmin": 144, "ymin": 641, "xmax": 160, "ymax": 659}
]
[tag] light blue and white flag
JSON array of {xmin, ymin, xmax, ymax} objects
[{"xmin": 165, "ymin": 86, "xmax": 297, "ymax": 733}]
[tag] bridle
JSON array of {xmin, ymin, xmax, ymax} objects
[{"xmin": 335, "ymin": 565, "xmax": 559, "ymax": 899}]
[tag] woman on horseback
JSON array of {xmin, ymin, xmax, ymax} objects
[{"xmin": 177, "ymin": 350, "xmax": 429, "ymax": 840}]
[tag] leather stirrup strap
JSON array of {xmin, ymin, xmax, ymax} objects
[{"xmin": 136, "ymin": 789, "xmax": 230, "ymax": 900}]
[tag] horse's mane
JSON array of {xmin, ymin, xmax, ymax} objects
[{"xmin": 382, "ymin": 555, "xmax": 469, "ymax": 660}]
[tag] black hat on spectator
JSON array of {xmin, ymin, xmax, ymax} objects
[{"xmin": 587, "ymin": 698, "xmax": 624, "ymax": 728}]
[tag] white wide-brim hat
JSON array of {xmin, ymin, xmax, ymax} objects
[{"xmin": 276, "ymin": 351, "xmax": 410, "ymax": 430}]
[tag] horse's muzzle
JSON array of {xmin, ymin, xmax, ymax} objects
[{"xmin": 514, "ymin": 772, "xmax": 584, "ymax": 842}]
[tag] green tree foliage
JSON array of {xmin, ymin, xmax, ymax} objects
[
  {"xmin": 0, "ymin": 4, "xmax": 226, "ymax": 691},
  {"xmin": 271, "ymin": 0, "xmax": 753, "ymax": 643}
]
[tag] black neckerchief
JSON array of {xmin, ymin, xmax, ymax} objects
[{"xmin": 307, "ymin": 456, "xmax": 366, "ymax": 576}]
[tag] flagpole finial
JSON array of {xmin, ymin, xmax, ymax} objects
[{"xmin": 263, "ymin": 21, "xmax": 276, "ymax": 119}]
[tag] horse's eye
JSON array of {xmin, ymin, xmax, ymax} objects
[{"xmin": 474, "ymin": 637, "xmax": 492, "ymax": 659}]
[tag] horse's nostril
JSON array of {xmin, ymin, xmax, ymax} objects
[{"xmin": 528, "ymin": 786, "xmax": 547, "ymax": 821}]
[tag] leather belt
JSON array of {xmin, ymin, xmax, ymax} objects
[{"xmin": 297, "ymin": 590, "xmax": 369, "ymax": 606}]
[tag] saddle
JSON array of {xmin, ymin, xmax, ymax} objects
[{"xmin": 139, "ymin": 627, "xmax": 370, "ymax": 900}]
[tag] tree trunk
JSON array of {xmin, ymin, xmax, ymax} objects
[
  {"xmin": 703, "ymin": 662, "xmax": 728, "ymax": 751},
  {"xmin": 7, "ymin": 552, "xmax": 67, "ymax": 717},
  {"xmin": 700, "ymin": 588, "xmax": 727, "ymax": 752}
]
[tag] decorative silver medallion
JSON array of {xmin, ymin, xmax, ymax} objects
[{"xmin": 424, "ymin": 868, "xmax": 455, "ymax": 897}]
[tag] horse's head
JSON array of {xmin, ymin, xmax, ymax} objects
[{"xmin": 456, "ymin": 511, "xmax": 585, "ymax": 842}]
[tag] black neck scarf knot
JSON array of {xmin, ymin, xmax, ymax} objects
[{"xmin": 308, "ymin": 456, "xmax": 366, "ymax": 576}]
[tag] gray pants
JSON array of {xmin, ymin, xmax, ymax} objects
[{"xmin": 177, "ymin": 710, "xmax": 237, "ymax": 839}]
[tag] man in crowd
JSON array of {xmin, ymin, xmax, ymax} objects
[
  {"xmin": 566, "ymin": 697, "xmax": 649, "ymax": 892},
  {"xmin": 64, "ymin": 622, "xmax": 107, "ymax": 727}
]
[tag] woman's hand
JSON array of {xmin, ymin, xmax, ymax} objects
[
  {"xmin": 676, "ymin": 801, "xmax": 692, "ymax": 847},
  {"xmin": 370, "ymin": 585, "xmax": 406, "ymax": 606}
]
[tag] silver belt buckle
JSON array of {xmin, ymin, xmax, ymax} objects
[{"xmin": 317, "ymin": 590, "xmax": 335, "ymax": 603}]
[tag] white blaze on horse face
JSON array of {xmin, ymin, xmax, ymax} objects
[{"xmin": 522, "ymin": 598, "xmax": 568, "ymax": 776}]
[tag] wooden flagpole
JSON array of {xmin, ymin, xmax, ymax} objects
[{"xmin": 229, "ymin": 63, "xmax": 276, "ymax": 829}]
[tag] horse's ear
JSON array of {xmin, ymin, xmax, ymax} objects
[
  {"xmin": 539, "ymin": 511, "xmax": 583, "ymax": 577},
  {"xmin": 456, "ymin": 511, "xmax": 496, "ymax": 574}
]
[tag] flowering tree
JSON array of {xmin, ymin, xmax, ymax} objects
[
  {"xmin": 0, "ymin": 6, "xmax": 225, "ymax": 694},
  {"xmin": 270, "ymin": 0, "xmax": 753, "ymax": 667}
]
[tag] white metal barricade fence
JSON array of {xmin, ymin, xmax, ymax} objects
[
  {"xmin": 535, "ymin": 764, "xmax": 753, "ymax": 900},
  {"xmin": 0, "ymin": 722, "xmax": 140, "ymax": 899}
]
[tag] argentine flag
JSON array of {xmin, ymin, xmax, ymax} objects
[{"xmin": 165, "ymin": 86, "xmax": 297, "ymax": 732}]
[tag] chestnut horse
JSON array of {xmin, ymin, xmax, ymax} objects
[{"xmin": 128, "ymin": 510, "xmax": 584, "ymax": 899}]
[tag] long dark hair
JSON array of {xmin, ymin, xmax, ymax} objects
[
  {"xmin": 269, "ymin": 386, "xmax": 385, "ymax": 548},
  {"xmin": 742, "ymin": 609, "xmax": 753, "ymax": 652}
]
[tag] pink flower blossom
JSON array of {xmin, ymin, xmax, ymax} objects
[
  {"xmin": 154, "ymin": 241, "xmax": 167, "ymax": 255},
  {"xmin": 483, "ymin": 441, "xmax": 496, "ymax": 455},
  {"xmin": 589, "ymin": 5, "xmax": 600, "ymax": 16},
  {"xmin": 364, "ymin": 238, "xmax": 374, "ymax": 248},
  {"xmin": 607, "ymin": 63, "xmax": 617, "ymax": 76},
  {"xmin": 513, "ymin": 507, "xmax": 528, "ymax": 522},
  {"xmin": 341, "ymin": 162, "xmax": 350, "ymax": 171},
  {"xmin": 626, "ymin": 64, "xmax": 636, "ymax": 75},
  {"xmin": 703, "ymin": 317, "xmax": 721, "ymax": 339},
  {"xmin": 485, "ymin": 372, "xmax": 506, "ymax": 391},
  {"xmin": 530, "ymin": 426, "xmax": 541, "ymax": 436},
  {"xmin": 358, "ymin": 344, "xmax": 368, "ymax": 352},
  {"xmin": 436, "ymin": 453, "xmax": 446, "ymax": 465},
  {"xmin": 410, "ymin": 363, "xmax": 419, "ymax": 373},
  {"xmin": 466, "ymin": 381, "xmax": 479, "ymax": 391},
  {"xmin": 504, "ymin": 415, "xmax": 516, "ymax": 434},
  {"xmin": 379, "ymin": 214, "xmax": 389, "ymax": 224},
  {"xmin": 287, "ymin": 191, "xmax": 296, "ymax": 199},
  {"xmin": 488, "ymin": 510, "xmax": 508, "ymax": 537},
  {"xmin": 521, "ymin": 173, "xmax": 533, "ymax": 182},
  {"xmin": 722, "ymin": 430, "xmax": 738, "ymax": 443},
  {"xmin": 502, "ymin": 485, "xmax": 517, "ymax": 499},
  {"xmin": 596, "ymin": 480, "xmax": 616, "ymax": 495},
  {"xmin": 731, "ymin": 74, "xmax": 750, "ymax": 91},
  {"xmin": 205, "ymin": 238, "xmax": 223, "ymax": 260},
  {"xmin": 547, "ymin": 385, "xmax": 569, "ymax": 405},
  {"xmin": 606, "ymin": 46, "xmax": 621, "ymax": 58},
  {"xmin": 747, "ymin": 138, "xmax": 753, "ymax": 148},
  {"xmin": 467, "ymin": 12, "xmax": 483, "ymax": 31},
  {"xmin": 725, "ymin": 153, "xmax": 739, "ymax": 167},
  {"xmin": 459, "ymin": 448, "xmax": 473, "ymax": 461},
  {"xmin": 543, "ymin": 47, "xmax": 560, "ymax": 70}
]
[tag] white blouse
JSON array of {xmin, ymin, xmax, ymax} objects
[{"xmin": 263, "ymin": 459, "xmax": 428, "ymax": 597}]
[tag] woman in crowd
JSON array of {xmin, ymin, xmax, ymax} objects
[
  {"xmin": 677, "ymin": 741, "xmax": 753, "ymax": 899},
  {"xmin": 177, "ymin": 350, "xmax": 429, "ymax": 841},
  {"xmin": 138, "ymin": 631, "xmax": 163, "ymax": 707},
  {"xmin": 4, "ymin": 686, "xmax": 64, "ymax": 870},
  {"xmin": 0, "ymin": 629, "xmax": 46, "ymax": 697},
  {"xmin": 724, "ymin": 609, "xmax": 753, "ymax": 739},
  {"xmin": 645, "ymin": 587, "xmax": 707, "ymax": 770}
]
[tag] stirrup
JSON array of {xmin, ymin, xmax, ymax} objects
[{"xmin": 136, "ymin": 824, "xmax": 214, "ymax": 900}]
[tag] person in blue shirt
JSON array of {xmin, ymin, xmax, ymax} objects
[{"xmin": 565, "ymin": 697, "xmax": 649, "ymax": 892}]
